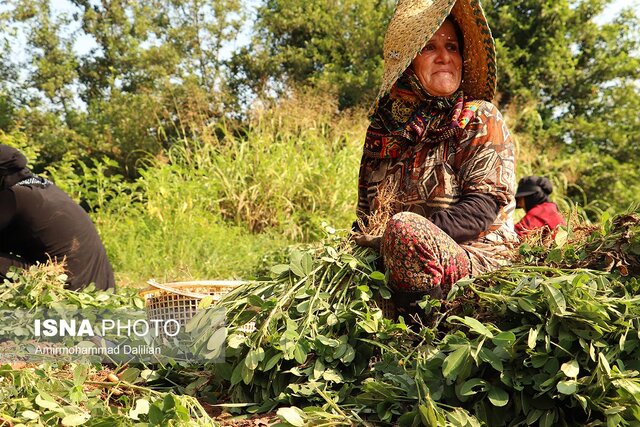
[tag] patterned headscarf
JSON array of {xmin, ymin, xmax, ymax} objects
[
  {"xmin": 0, "ymin": 145, "xmax": 34, "ymax": 190},
  {"xmin": 364, "ymin": 68, "xmax": 479, "ymax": 159}
]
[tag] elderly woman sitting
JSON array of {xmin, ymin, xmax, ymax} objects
[{"xmin": 354, "ymin": 0, "xmax": 517, "ymax": 314}]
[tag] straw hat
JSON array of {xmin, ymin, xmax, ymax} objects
[{"xmin": 376, "ymin": 0, "xmax": 496, "ymax": 104}]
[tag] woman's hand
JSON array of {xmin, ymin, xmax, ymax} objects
[{"xmin": 352, "ymin": 232, "xmax": 382, "ymax": 250}]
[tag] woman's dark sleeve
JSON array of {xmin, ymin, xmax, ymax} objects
[
  {"xmin": 0, "ymin": 190, "xmax": 17, "ymax": 231},
  {"xmin": 429, "ymin": 193, "xmax": 499, "ymax": 242}
]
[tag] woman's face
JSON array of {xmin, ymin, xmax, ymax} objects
[{"xmin": 411, "ymin": 20, "xmax": 463, "ymax": 96}]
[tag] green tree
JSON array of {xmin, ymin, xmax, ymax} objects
[
  {"xmin": 2, "ymin": 0, "xmax": 243, "ymax": 172},
  {"xmin": 485, "ymin": 0, "xmax": 640, "ymax": 150},
  {"xmin": 484, "ymin": 0, "xmax": 640, "ymax": 211},
  {"xmin": 228, "ymin": 0, "xmax": 395, "ymax": 109}
]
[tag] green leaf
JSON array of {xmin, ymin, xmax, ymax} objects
[
  {"xmin": 242, "ymin": 364, "xmax": 254, "ymax": 385},
  {"xmin": 294, "ymin": 342, "xmax": 308, "ymax": 364},
  {"xmin": 21, "ymin": 410, "xmax": 39, "ymax": 420},
  {"xmin": 35, "ymin": 394, "xmax": 60, "ymax": 410},
  {"xmin": 599, "ymin": 352, "xmax": 611, "ymax": 376},
  {"xmin": 418, "ymin": 404, "xmax": 438, "ymax": 427},
  {"xmin": 245, "ymin": 347, "xmax": 265, "ymax": 370},
  {"xmin": 488, "ymin": 387, "xmax": 509, "ymax": 407},
  {"xmin": 557, "ymin": 380, "xmax": 577, "ymax": 395},
  {"xmin": 289, "ymin": 261, "xmax": 305, "ymax": 278},
  {"xmin": 528, "ymin": 327, "xmax": 539, "ymax": 349},
  {"xmin": 228, "ymin": 334, "xmax": 246, "ymax": 349},
  {"xmin": 543, "ymin": 283, "xmax": 566, "ymax": 315},
  {"xmin": 340, "ymin": 345, "xmax": 356, "ymax": 364},
  {"xmin": 442, "ymin": 346, "xmax": 469, "ymax": 378},
  {"xmin": 119, "ymin": 367, "xmax": 140, "ymax": 383},
  {"xmin": 459, "ymin": 378, "xmax": 489, "ymax": 396},
  {"xmin": 561, "ymin": 360, "xmax": 580, "ymax": 378},
  {"xmin": 491, "ymin": 331, "xmax": 516, "ymax": 348},
  {"xmin": 554, "ymin": 229, "xmax": 568, "ymax": 247},
  {"xmin": 539, "ymin": 410, "xmax": 555, "ymax": 427},
  {"xmin": 478, "ymin": 348, "xmax": 503, "ymax": 372},
  {"xmin": 230, "ymin": 359, "xmax": 245, "ymax": 385},
  {"xmin": 296, "ymin": 300, "xmax": 309, "ymax": 313},
  {"xmin": 370, "ymin": 271, "xmax": 385, "ymax": 281},
  {"xmin": 61, "ymin": 413, "xmax": 91, "ymax": 426},
  {"xmin": 322, "ymin": 369, "xmax": 344, "ymax": 383},
  {"xmin": 148, "ymin": 404, "xmax": 164, "ymax": 424},
  {"xmin": 248, "ymin": 295, "xmax": 265, "ymax": 308},
  {"xmin": 301, "ymin": 253, "xmax": 313, "ymax": 275},
  {"xmin": 73, "ymin": 365, "xmax": 89, "ymax": 386},
  {"xmin": 263, "ymin": 352, "xmax": 282, "ymax": 371},
  {"xmin": 546, "ymin": 248, "xmax": 564, "ymax": 264},
  {"xmin": 316, "ymin": 335, "xmax": 340, "ymax": 347},
  {"xmin": 277, "ymin": 406, "xmax": 306, "ymax": 427},
  {"xmin": 517, "ymin": 298, "xmax": 536, "ymax": 313},
  {"xmin": 207, "ymin": 328, "xmax": 227, "ymax": 351},
  {"xmin": 198, "ymin": 295, "xmax": 213, "ymax": 309},
  {"xmin": 270, "ymin": 264, "xmax": 290, "ymax": 275},
  {"xmin": 313, "ymin": 359, "xmax": 325, "ymax": 379},
  {"xmin": 326, "ymin": 313, "xmax": 339, "ymax": 326},
  {"xmin": 163, "ymin": 394, "xmax": 175, "ymax": 411},
  {"xmin": 448, "ymin": 316, "xmax": 494, "ymax": 338}
]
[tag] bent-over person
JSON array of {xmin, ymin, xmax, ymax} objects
[{"xmin": 0, "ymin": 145, "xmax": 115, "ymax": 291}]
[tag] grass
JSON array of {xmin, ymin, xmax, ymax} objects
[{"xmin": 48, "ymin": 93, "xmax": 367, "ymax": 286}]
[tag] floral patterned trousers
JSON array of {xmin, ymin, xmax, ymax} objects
[{"xmin": 381, "ymin": 212, "xmax": 470, "ymax": 314}]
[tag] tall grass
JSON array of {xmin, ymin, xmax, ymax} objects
[{"xmin": 46, "ymin": 93, "xmax": 367, "ymax": 285}]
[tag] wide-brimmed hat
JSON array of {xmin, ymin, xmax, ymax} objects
[{"xmin": 375, "ymin": 0, "xmax": 496, "ymax": 106}]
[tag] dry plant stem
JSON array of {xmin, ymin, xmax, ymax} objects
[{"xmin": 358, "ymin": 179, "xmax": 401, "ymax": 236}]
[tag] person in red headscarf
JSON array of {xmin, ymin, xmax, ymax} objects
[{"xmin": 514, "ymin": 176, "xmax": 566, "ymax": 237}]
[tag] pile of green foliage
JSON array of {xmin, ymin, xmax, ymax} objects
[
  {"xmin": 0, "ymin": 266, "xmax": 216, "ymax": 426},
  {"xmin": 188, "ymin": 210, "xmax": 640, "ymax": 426}
]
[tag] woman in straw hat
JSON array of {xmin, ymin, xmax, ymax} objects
[{"xmin": 353, "ymin": 0, "xmax": 517, "ymax": 314}]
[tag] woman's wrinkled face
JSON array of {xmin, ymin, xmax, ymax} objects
[{"xmin": 411, "ymin": 20, "xmax": 463, "ymax": 96}]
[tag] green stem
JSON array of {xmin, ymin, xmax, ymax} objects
[{"xmin": 257, "ymin": 265, "xmax": 324, "ymax": 345}]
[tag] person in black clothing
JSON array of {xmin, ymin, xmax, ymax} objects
[{"xmin": 0, "ymin": 145, "xmax": 115, "ymax": 291}]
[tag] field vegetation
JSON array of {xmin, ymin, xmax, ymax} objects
[{"xmin": 0, "ymin": 0, "xmax": 639, "ymax": 425}]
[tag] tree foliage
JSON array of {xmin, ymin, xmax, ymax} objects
[
  {"xmin": 2, "ymin": 0, "xmax": 243, "ymax": 173},
  {"xmin": 485, "ymin": 0, "xmax": 640, "ymax": 155},
  {"xmin": 228, "ymin": 0, "xmax": 395, "ymax": 109}
]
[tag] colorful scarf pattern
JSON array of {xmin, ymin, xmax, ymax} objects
[{"xmin": 364, "ymin": 69, "xmax": 479, "ymax": 160}]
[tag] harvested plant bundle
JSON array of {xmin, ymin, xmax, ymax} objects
[
  {"xmin": 191, "ymin": 214, "xmax": 640, "ymax": 426},
  {"xmin": 518, "ymin": 211, "xmax": 640, "ymax": 275}
]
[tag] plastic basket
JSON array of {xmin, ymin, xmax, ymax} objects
[{"xmin": 139, "ymin": 280, "xmax": 256, "ymax": 335}]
